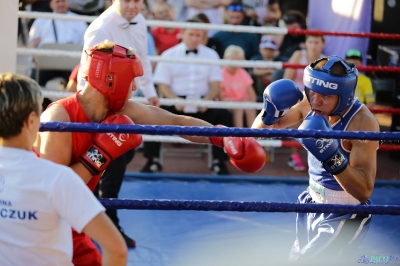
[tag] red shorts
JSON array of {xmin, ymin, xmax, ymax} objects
[{"xmin": 72, "ymin": 229, "xmax": 102, "ymax": 266}]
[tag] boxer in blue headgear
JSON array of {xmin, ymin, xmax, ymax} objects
[
  {"xmin": 252, "ymin": 55, "xmax": 380, "ymax": 263},
  {"xmin": 303, "ymin": 56, "xmax": 358, "ymax": 116}
]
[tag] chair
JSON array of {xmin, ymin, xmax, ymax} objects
[{"xmin": 34, "ymin": 43, "xmax": 82, "ymax": 83}]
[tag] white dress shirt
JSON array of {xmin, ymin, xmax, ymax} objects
[
  {"xmin": 78, "ymin": 4, "xmax": 157, "ymax": 99},
  {"xmin": 28, "ymin": 11, "xmax": 87, "ymax": 47},
  {"xmin": 153, "ymin": 43, "xmax": 222, "ymax": 97}
]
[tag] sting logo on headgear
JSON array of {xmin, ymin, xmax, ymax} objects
[{"xmin": 82, "ymin": 44, "xmax": 144, "ymax": 112}]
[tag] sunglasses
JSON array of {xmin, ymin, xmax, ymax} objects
[
  {"xmin": 227, "ymin": 4, "xmax": 243, "ymax": 12},
  {"xmin": 282, "ymin": 13, "xmax": 302, "ymax": 24}
]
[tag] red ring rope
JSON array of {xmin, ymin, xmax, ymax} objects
[{"xmin": 287, "ymin": 29, "xmax": 400, "ymax": 40}]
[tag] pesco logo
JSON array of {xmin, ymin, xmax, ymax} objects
[
  {"xmin": 119, "ymin": 133, "xmax": 129, "ymax": 142},
  {"xmin": 304, "ymin": 75, "xmax": 338, "ymax": 89},
  {"xmin": 316, "ymin": 138, "xmax": 334, "ymax": 153}
]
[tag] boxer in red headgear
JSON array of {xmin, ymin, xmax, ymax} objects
[{"xmin": 34, "ymin": 40, "xmax": 266, "ymax": 266}]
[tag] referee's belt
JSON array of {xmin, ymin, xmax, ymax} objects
[{"xmin": 308, "ymin": 178, "xmax": 360, "ymax": 205}]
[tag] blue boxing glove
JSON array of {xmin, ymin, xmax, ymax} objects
[
  {"xmin": 261, "ymin": 79, "xmax": 303, "ymax": 125},
  {"xmin": 296, "ymin": 115, "xmax": 348, "ymax": 175}
]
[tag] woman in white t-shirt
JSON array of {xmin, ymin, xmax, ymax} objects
[{"xmin": 0, "ymin": 73, "xmax": 127, "ymax": 266}]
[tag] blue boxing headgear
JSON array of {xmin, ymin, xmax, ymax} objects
[{"xmin": 303, "ymin": 56, "xmax": 358, "ymax": 116}]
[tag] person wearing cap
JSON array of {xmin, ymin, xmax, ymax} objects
[
  {"xmin": 252, "ymin": 56, "xmax": 379, "ymax": 262},
  {"xmin": 249, "ymin": 35, "xmax": 278, "ymax": 102},
  {"xmin": 345, "ymin": 49, "xmax": 375, "ymax": 108}
]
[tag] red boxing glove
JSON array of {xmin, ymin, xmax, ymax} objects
[
  {"xmin": 223, "ymin": 137, "xmax": 266, "ymax": 173},
  {"xmin": 80, "ymin": 114, "xmax": 142, "ymax": 175},
  {"xmin": 209, "ymin": 125, "xmax": 266, "ymax": 173}
]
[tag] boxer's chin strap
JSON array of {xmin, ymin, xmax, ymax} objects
[{"xmin": 338, "ymin": 114, "xmax": 344, "ymax": 125}]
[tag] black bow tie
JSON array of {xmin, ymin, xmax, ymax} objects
[
  {"xmin": 122, "ymin": 22, "xmax": 137, "ymax": 29},
  {"xmin": 185, "ymin": 49, "xmax": 198, "ymax": 55}
]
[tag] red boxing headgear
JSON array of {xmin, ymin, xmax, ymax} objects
[{"xmin": 82, "ymin": 44, "xmax": 143, "ymax": 111}]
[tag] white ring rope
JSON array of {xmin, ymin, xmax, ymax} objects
[
  {"xmin": 18, "ymin": 11, "xmax": 288, "ymax": 35},
  {"xmin": 42, "ymin": 91, "xmax": 264, "ymax": 110},
  {"xmin": 143, "ymin": 135, "xmax": 282, "ymax": 147},
  {"xmin": 16, "ymin": 48, "xmax": 283, "ymax": 69}
]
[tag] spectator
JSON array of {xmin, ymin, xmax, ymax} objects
[
  {"xmin": 141, "ymin": 0, "xmax": 157, "ymax": 71},
  {"xmin": 254, "ymin": 0, "xmax": 283, "ymax": 27},
  {"xmin": 68, "ymin": 0, "xmax": 106, "ymax": 16},
  {"xmin": 213, "ymin": 3, "xmax": 260, "ymax": 60},
  {"xmin": 0, "ymin": 72, "xmax": 127, "ymax": 266},
  {"xmin": 140, "ymin": 20, "xmax": 234, "ymax": 175},
  {"xmin": 283, "ymin": 33, "xmax": 325, "ymax": 172},
  {"xmin": 249, "ymin": 35, "xmax": 278, "ymax": 101},
  {"xmin": 148, "ymin": 0, "xmax": 186, "ymax": 21},
  {"xmin": 79, "ymin": 0, "xmax": 160, "ymax": 249},
  {"xmin": 220, "ymin": 45, "xmax": 257, "ymax": 128},
  {"xmin": 345, "ymin": 49, "xmax": 376, "ymax": 108},
  {"xmin": 275, "ymin": 10, "xmax": 307, "ymax": 62},
  {"xmin": 192, "ymin": 12, "xmax": 224, "ymax": 58},
  {"xmin": 151, "ymin": 2, "xmax": 181, "ymax": 55},
  {"xmin": 28, "ymin": 0, "xmax": 88, "ymax": 87},
  {"xmin": 184, "ymin": 0, "xmax": 225, "ymax": 36}
]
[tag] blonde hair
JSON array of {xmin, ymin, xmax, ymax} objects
[
  {"xmin": 223, "ymin": 45, "xmax": 245, "ymax": 59},
  {"xmin": 0, "ymin": 73, "xmax": 42, "ymax": 138},
  {"xmin": 94, "ymin": 40, "xmax": 135, "ymax": 57}
]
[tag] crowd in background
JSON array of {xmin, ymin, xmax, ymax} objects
[{"xmin": 17, "ymin": 0, "xmax": 376, "ymax": 174}]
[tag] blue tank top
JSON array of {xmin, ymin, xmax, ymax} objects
[{"xmin": 306, "ymin": 100, "xmax": 363, "ymax": 190}]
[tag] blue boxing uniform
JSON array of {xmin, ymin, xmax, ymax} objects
[
  {"xmin": 290, "ymin": 99, "xmax": 372, "ymax": 262},
  {"xmin": 259, "ymin": 56, "xmax": 375, "ymax": 263}
]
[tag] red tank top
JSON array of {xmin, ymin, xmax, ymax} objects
[{"xmin": 49, "ymin": 93, "xmax": 101, "ymax": 191}]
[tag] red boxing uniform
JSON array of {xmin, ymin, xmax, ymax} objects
[{"xmin": 48, "ymin": 93, "xmax": 106, "ymax": 266}]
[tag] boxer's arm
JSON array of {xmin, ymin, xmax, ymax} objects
[
  {"xmin": 121, "ymin": 100, "xmax": 213, "ymax": 144},
  {"xmin": 333, "ymin": 110, "xmax": 379, "ymax": 203},
  {"xmin": 35, "ymin": 104, "xmax": 93, "ymax": 183}
]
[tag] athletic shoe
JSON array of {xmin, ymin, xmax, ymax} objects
[
  {"xmin": 119, "ymin": 228, "xmax": 136, "ymax": 248},
  {"xmin": 140, "ymin": 159, "xmax": 162, "ymax": 173},
  {"xmin": 210, "ymin": 161, "xmax": 230, "ymax": 175},
  {"xmin": 288, "ymin": 152, "xmax": 306, "ymax": 171}
]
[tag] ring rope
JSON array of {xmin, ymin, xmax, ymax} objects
[
  {"xmin": 17, "ymin": 48, "xmax": 400, "ymax": 73},
  {"xmin": 18, "ymin": 11, "xmax": 400, "ymax": 40},
  {"xmin": 39, "ymin": 123, "xmax": 400, "ymax": 141},
  {"xmin": 98, "ymin": 199, "xmax": 400, "ymax": 215}
]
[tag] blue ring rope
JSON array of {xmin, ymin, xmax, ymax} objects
[
  {"xmin": 99, "ymin": 199, "xmax": 400, "ymax": 215},
  {"xmin": 40, "ymin": 123, "xmax": 400, "ymax": 141}
]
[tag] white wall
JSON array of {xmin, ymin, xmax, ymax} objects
[{"xmin": 0, "ymin": 0, "xmax": 18, "ymax": 73}]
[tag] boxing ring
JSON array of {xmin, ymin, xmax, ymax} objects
[
  {"xmin": 40, "ymin": 123, "xmax": 400, "ymax": 265},
  {"xmin": 14, "ymin": 9, "xmax": 400, "ymax": 265},
  {"xmin": 116, "ymin": 175, "xmax": 400, "ymax": 265}
]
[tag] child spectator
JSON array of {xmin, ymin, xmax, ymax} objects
[
  {"xmin": 220, "ymin": 45, "xmax": 257, "ymax": 128},
  {"xmin": 250, "ymin": 35, "xmax": 278, "ymax": 101}
]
